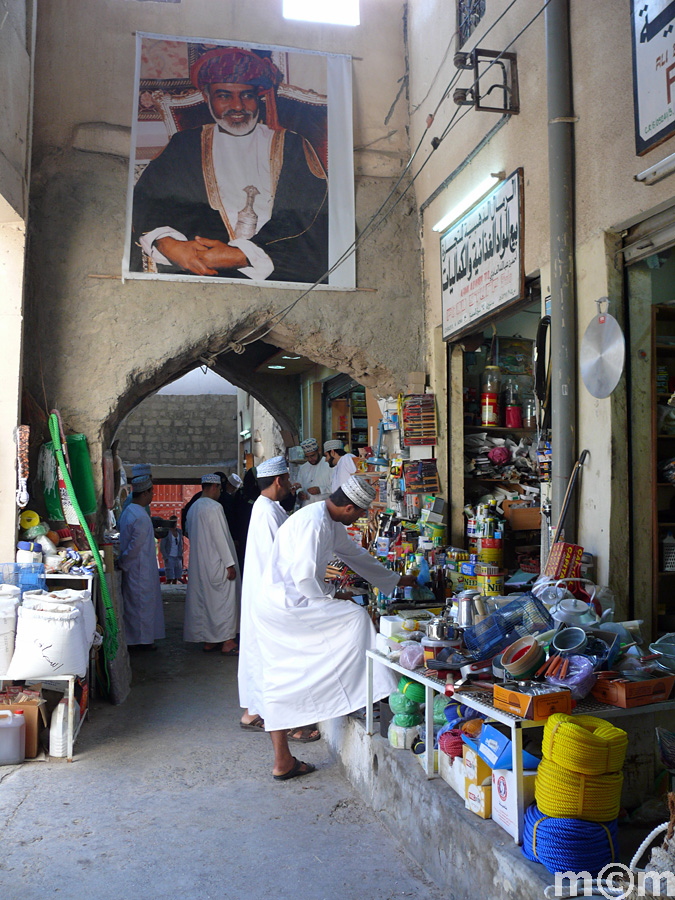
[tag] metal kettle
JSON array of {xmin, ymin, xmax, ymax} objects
[{"xmin": 427, "ymin": 616, "xmax": 448, "ymax": 640}]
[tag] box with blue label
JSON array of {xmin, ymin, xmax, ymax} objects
[{"xmin": 466, "ymin": 724, "xmax": 540, "ymax": 771}]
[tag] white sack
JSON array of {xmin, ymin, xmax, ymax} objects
[
  {"xmin": 0, "ymin": 597, "xmax": 20, "ymax": 674},
  {"xmin": 22, "ymin": 589, "xmax": 96, "ymax": 648},
  {"xmin": 6, "ymin": 605, "xmax": 88, "ymax": 678}
]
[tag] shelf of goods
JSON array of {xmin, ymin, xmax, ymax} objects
[{"xmin": 366, "ymin": 650, "xmax": 675, "ymax": 844}]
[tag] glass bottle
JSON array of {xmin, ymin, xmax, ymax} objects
[
  {"xmin": 480, "ymin": 366, "xmax": 501, "ymax": 427},
  {"xmin": 522, "ymin": 391, "xmax": 537, "ymax": 429}
]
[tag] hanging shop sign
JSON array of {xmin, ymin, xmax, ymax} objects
[
  {"xmin": 630, "ymin": 0, "xmax": 675, "ymax": 155},
  {"xmin": 123, "ymin": 32, "xmax": 355, "ymax": 289},
  {"xmin": 441, "ymin": 169, "xmax": 524, "ymax": 341}
]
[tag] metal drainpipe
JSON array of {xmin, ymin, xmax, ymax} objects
[{"xmin": 546, "ymin": 0, "xmax": 577, "ymax": 536}]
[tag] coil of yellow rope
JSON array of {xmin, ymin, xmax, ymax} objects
[
  {"xmin": 542, "ymin": 713, "xmax": 628, "ymax": 775},
  {"xmin": 535, "ymin": 758, "xmax": 623, "ymax": 822}
]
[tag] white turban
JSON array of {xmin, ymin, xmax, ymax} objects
[
  {"xmin": 323, "ymin": 440, "xmax": 344, "ymax": 451},
  {"xmin": 256, "ymin": 456, "xmax": 289, "ymax": 477},
  {"xmin": 201, "ymin": 474, "xmax": 222, "ymax": 484},
  {"xmin": 227, "ymin": 473, "xmax": 243, "ymax": 488},
  {"xmin": 341, "ymin": 475, "xmax": 376, "ymax": 509}
]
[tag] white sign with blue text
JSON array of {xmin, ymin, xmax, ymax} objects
[{"xmin": 441, "ymin": 169, "xmax": 523, "ymax": 341}]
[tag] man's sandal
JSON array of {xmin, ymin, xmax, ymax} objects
[
  {"xmin": 287, "ymin": 725, "xmax": 321, "ymax": 743},
  {"xmin": 273, "ymin": 758, "xmax": 316, "ymax": 781},
  {"xmin": 240, "ymin": 715, "xmax": 265, "ymax": 732}
]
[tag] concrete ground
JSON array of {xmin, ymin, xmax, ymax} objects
[{"xmin": 0, "ymin": 586, "xmax": 434, "ymax": 900}]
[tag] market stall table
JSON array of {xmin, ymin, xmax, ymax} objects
[{"xmin": 365, "ymin": 649, "xmax": 675, "ymax": 843}]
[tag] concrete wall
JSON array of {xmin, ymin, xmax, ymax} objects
[
  {"xmin": 21, "ymin": 0, "xmax": 424, "ymax": 522},
  {"xmin": 114, "ymin": 393, "xmax": 237, "ymax": 467},
  {"xmin": 0, "ymin": 2, "xmax": 34, "ymax": 561}
]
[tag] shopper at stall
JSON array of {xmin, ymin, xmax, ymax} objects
[
  {"xmin": 159, "ymin": 516, "xmax": 184, "ymax": 584},
  {"xmin": 219, "ymin": 472, "xmax": 242, "ymax": 537},
  {"xmin": 324, "ymin": 439, "xmax": 357, "ymax": 492},
  {"xmin": 184, "ymin": 474, "xmax": 241, "ymax": 655},
  {"xmin": 253, "ymin": 474, "xmax": 416, "ymax": 780},
  {"xmin": 117, "ymin": 471, "xmax": 166, "ymax": 651},
  {"xmin": 239, "ymin": 456, "xmax": 319, "ymax": 743},
  {"xmin": 233, "ymin": 467, "xmax": 261, "ymax": 571},
  {"xmin": 296, "ymin": 437, "xmax": 332, "ymax": 508}
]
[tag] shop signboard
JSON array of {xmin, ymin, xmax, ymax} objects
[
  {"xmin": 441, "ymin": 169, "xmax": 524, "ymax": 341},
  {"xmin": 631, "ymin": 0, "xmax": 675, "ymax": 155},
  {"xmin": 123, "ymin": 33, "xmax": 355, "ymax": 288}
]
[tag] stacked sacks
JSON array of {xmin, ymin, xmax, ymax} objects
[
  {"xmin": 388, "ymin": 689, "xmax": 422, "ymax": 749},
  {"xmin": 0, "ymin": 585, "xmax": 21, "ymax": 673},
  {"xmin": 523, "ymin": 713, "xmax": 627, "ymax": 875}
]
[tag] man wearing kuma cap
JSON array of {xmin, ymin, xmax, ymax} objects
[
  {"xmin": 296, "ymin": 437, "xmax": 332, "ymax": 509},
  {"xmin": 252, "ymin": 474, "xmax": 416, "ymax": 780},
  {"xmin": 131, "ymin": 45, "xmax": 328, "ymax": 284},
  {"xmin": 324, "ymin": 439, "xmax": 357, "ymax": 492}
]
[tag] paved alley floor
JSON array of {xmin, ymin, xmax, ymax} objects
[{"xmin": 0, "ymin": 586, "xmax": 434, "ymax": 900}]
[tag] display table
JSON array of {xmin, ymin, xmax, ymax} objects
[{"xmin": 365, "ymin": 650, "xmax": 675, "ymax": 843}]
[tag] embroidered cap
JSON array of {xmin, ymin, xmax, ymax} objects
[
  {"xmin": 323, "ymin": 439, "xmax": 344, "ymax": 452},
  {"xmin": 256, "ymin": 456, "xmax": 289, "ymax": 478},
  {"xmin": 131, "ymin": 475, "xmax": 153, "ymax": 493},
  {"xmin": 227, "ymin": 474, "xmax": 243, "ymax": 488},
  {"xmin": 131, "ymin": 464, "xmax": 152, "ymax": 479},
  {"xmin": 201, "ymin": 474, "xmax": 222, "ymax": 485},
  {"xmin": 301, "ymin": 438, "xmax": 319, "ymax": 453},
  {"xmin": 341, "ymin": 475, "xmax": 376, "ymax": 510}
]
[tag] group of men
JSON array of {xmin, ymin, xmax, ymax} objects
[
  {"xmin": 117, "ymin": 439, "xmax": 414, "ymax": 781},
  {"xmin": 294, "ymin": 437, "xmax": 357, "ymax": 505}
]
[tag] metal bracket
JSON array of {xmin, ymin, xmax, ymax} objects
[{"xmin": 470, "ymin": 48, "xmax": 520, "ymax": 115}]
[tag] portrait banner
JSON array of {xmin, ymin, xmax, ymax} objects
[
  {"xmin": 441, "ymin": 169, "xmax": 524, "ymax": 341},
  {"xmin": 123, "ymin": 33, "xmax": 355, "ymax": 288}
]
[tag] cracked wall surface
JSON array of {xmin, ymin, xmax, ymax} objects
[{"xmin": 23, "ymin": 0, "xmax": 424, "ymax": 494}]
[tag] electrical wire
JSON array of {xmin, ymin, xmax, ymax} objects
[{"xmin": 223, "ymin": 0, "xmax": 554, "ymax": 355}]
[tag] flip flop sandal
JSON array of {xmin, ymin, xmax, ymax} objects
[
  {"xmin": 273, "ymin": 757, "xmax": 316, "ymax": 781},
  {"xmin": 221, "ymin": 647, "xmax": 239, "ymax": 656},
  {"xmin": 287, "ymin": 726, "xmax": 321, "ymax": 743},
  {"xmin": 240, "ymin": 715, "xmax": 265, "ymax": 732}
]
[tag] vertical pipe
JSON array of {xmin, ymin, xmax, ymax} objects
[{"xmin": 546, "ymin": 0, "xmax": 577, "ymax": 536}]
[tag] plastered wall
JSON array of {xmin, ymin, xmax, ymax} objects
[{"xmin": 22, "ymin": 0, "xmax": 424, "ymax": 506}]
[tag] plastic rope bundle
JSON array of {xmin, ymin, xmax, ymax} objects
[
  {"xmin": 398, "ymin": 676, "xmax": 425, "ymax": 704},
  {"xmin": 438, "ymin": 728, "xmax": 464, "ymax": 758},
  {"xmin": 521, "ymin": 802, "xmax": 618, "ymax": 876},
  {"xmin": 48, "ymin": 414, "xmax": 119, "ymax": 684},
  {"xmin": 542, "ymin": 713, "xmax": 628, "ymax": 775},
  {"xmin": 535, "ymin": 758, "xmax": 623, "ymax": 822}
]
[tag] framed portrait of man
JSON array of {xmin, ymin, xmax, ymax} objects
[{"xmin": 123, "ymin": 33, "xmax": 355, "ymax": 288}]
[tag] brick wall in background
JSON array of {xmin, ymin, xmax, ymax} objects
[{"xmin": 115, "ymin": 394, "xmax": 238, "ymax": 466}]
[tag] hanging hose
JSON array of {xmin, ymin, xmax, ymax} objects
[
  {"xmin": 48, "ymin": 413, "xmax": 119, "ymax": 687},
  {"xmin": 542, "ymin": 713, "xmax": 628, "ymax": 776},
  {"xmin": 521, "ymin": 802, "xmax": 618, "ymax": 876}
]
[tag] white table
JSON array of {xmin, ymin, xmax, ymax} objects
[{"xmin": 366, "ymin": 650, "xmax": 675, "ymax": 843}]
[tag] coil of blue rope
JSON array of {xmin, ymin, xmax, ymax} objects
[{"xmin": 521, "ymin": 803, "xmax": 618, "ymax": 876}]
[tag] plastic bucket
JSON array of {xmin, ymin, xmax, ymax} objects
[{"xmin": 0, "ymin": 710, "xmax": 26, "ymax": 765}]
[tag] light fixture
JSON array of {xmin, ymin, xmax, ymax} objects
[
  {"xmin": 239, "ymin": 429, "xmax": 251, "ymax": 439},
  {"xmin": 432, "ymin": 172, "xmax": 504, "ymax": 233},
  {"xmin": 268, "ymin": 364, "xmax": 286, "ymax": 370},
  {"xmin": 635, "ymin": 152, "xmax": 675, "ymax": 185},
  {"xmin": 282, "ymin": 355, "xmax": 301, "ymax": 360}
]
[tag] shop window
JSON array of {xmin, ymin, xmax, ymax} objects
[{"xmin": 458, "ymin": 0, "xmax": 486, "ymax": 48}]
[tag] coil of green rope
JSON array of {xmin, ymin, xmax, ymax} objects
[
  {"xmin": 398, "ymin": 675, "xmax": 426, "ymax": 704},
  {"xmin": 542, "ymin": 713, "xmax": 628, "ymax": 776},
  {"xmin": 49, "ymin": 413, "xmax": 119, "ymax": 685}
]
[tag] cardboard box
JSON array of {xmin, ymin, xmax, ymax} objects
[
  {"xmin": 591, "ymin": 674, "xmax": 675, "ymax": 708},
  {"xmin": 463, "ymin": 743, "xmax": 492, "ymax": 785},
  {"xmin": 493, "ymin": 683, "xmax": 573, "ymax": 721},
  {"xmin": 492, "ymin": 768, "xmax": 538, "ymax": 840},
  {"xmin": 544, "ymin": 542, "xmax": 583, "ymax": 579},
  {"xmin": 0, "ymin": 700, "xmax": 47, "ymax": 758},
  {"xmin": 502, "ymin": 499, "xmax": 541, "ymax": 531},
  {"xmin": 471, "ymin": 724, "xmax": 541, "ymax": 770},
  {"xmin": 439, "ymin": 752, "xmax": 465, "ymax": 798},
  {"xmin": 465, "ymin": 779, "xmax": 491, "ymax": 818}
]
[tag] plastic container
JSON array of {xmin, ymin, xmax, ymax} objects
[
  {"xmin": 16, "ymin": 541, "xmax": 42, "ymax": 564},
  {"xmin": 0, "ymin": 710, "xmax": 26, "ymax": 765},
  {"xmin": 421, "ymin": 636, "xmax": 461, "ymax": 662},
  {"xmin": 481, "ymin": 366, "xmax": 501, "ymax": 427},
  {"xmin": 49, "ymin": 699, "xmax": 79, "ymax": 758},
  {"xmin": 0, "ymin": 562, "xmax": 46, "ymax": 596}
]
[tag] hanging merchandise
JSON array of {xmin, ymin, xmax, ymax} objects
[
  {"xmin": 400, "ymin": 394, "xmax": 437, "ymax": 446},
  {"xmin": 403, "ymin": 459, "xmax": 440, "ymax": 494},
  {"xmin": 15, "ymin": 426, "xmax": 30, "ymax": 509},
  {"xmin": 580, "ymin": 297, "xmax": 626, "ymax": 399}
]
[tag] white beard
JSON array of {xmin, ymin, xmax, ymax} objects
[{"xmin": 207, "ymin": 96, "xmax": 260, "ymax": 136}]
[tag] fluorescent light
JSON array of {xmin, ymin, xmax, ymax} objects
[
  {"xmin": 283, "ymin": 0, "xmax": 359, "ymax": 26},
  {"xmin": 282, "ymin": 355, "xmax": 301, "ymax": 360},
  {"xmin": 432, "ymin": 173, "xmax": 503, "ymax": 233},
  {"xmin": 268, "ymin": 364, "xmax": 286, "ymax": 370},
  {"xmin": 635, "ymin": 152, "xmax": 675, "ymax": 185},
  {"xmin": 239, "ymin": 429, "xmax": 251, "ymax": 439}
]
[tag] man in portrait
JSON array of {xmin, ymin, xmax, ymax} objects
[{"xmin": 131, "ymin": 46, "xmax": 329, "ymax": 284}]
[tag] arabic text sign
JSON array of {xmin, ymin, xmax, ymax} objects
[
  {"xmin": 631, "ymin": 0, "xmax": 675, "ymax": 154},
  {"xmin": 441, "ymin": 170, "xmax": 523, "ymax": 341}
]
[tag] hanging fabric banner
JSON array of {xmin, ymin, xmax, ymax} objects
[{"xmin": 123, "ymin": 33, "xmax": 355, "ymax": 289}]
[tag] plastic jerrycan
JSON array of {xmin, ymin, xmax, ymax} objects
[{"xmin": 0, "ymin": 710, "xmax": 26, "ymax": 765}]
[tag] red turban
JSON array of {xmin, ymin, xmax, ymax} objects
[{"xmin": 191, "ymin": 47, "xmax": 283, "ymax": 92}]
